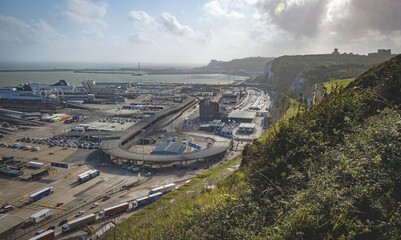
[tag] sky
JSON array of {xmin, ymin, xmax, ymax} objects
[{"xmin": 0, "ymin": 0, "xmax": 400, "ymax": 65}]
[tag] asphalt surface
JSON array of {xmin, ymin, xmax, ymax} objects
[{"xmin": 100, "ymin": 97, "xmax": 233, "ymax": 163}]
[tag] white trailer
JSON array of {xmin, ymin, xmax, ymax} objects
[
  {"xmin": 27, "ymin": 161, "xmax": 44, "ymax": 169},
  {"xmin": 29, "ymin": 208, "xmax": 51, "ymax": 223},
  {"xmin": 149, "ymin": 183, "xmax": 176, "ymax": 194},
  {"xmin": 62, "ymin": 213, "xmax": 97, "ymax": 233},
  {"xmin": 77, "ymin": 170, "xmax": 93, "ymax": 181}
]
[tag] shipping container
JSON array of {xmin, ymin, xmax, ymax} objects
[
  {"xmin": 29, "ymin": 187, "xmax": 54, "ymax": 203},
  {"xmin": 62, "ymin": 213, "xmax": 96, "ymax": 233},
  {"xmin": 29, "ymin": 209, "xmax": 51, "ymax": 223},
  {"xmin": 28, "ymin": 229, "xmax": 55, "ymax": 240}
]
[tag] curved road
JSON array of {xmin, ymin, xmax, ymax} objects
[{"xmin": 100, "ymin": 97, "xmax": 232, "ymax": 163}]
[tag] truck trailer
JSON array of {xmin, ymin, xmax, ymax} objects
[
  {"xmin": 27, "ymin": 161, "xmax": 44, "ymax": 169},
  {"xmin": 62, "ymin": 213, "xmax": 97, "ymax": 233},
  {"xmin": 28, "ymin": 229, "xmax": 54, "ymax": 240},
  {"xmin": 29, "ymin": 208, "xmax": 51, "ymax": 223},
  {"xmin": 77, "ymin": 169, "xmax": 100, "ymax": 184},
  {"xmin": 149, "ymin": 183, "xmax": 176, "ymax": 194},
  {"xmin": 132, "ymin": 192, "xmax": 163, "ymax": 209},
  {"xmin": 99, "ymin": 202, "xmax": 129, "ymax": 219},
  {"xmin": 29, "ymin": 187, "xmax": 54, "ymax": 203}
]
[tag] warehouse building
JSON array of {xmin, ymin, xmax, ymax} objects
[
  {"xmin": 238, "ymin": 123, "xmax": 256, "ymax": 134},
  {"xmin": 227, "ymin": 111, "xmax": 256, "ymax": 123}
]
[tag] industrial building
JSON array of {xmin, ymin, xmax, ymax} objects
[
  {"xmin": 221, "ymin": 91, "xmax": 240, "ymax": 104},
  {"xmin": 238, "ymin": 123, "xmax": 256, "ymax": 134},
  {"xmin": 227, "ymin": 111, "xmax": 256, "ymax": 123},
  {"xmin": 208, "ymin": 120, "xmax": 225, "ymax": 132},
  {"xmin": 199, "ymin": 98, "xmax": 221, "ymax": 120}
]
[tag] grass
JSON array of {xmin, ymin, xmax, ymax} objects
[
  {"xmin": 323, "ymin": 78, "xmax": 355, "ymax": 94},
  {"xmin": 258, "ymin": 96, "xmax": 302, "ymax": 143},
  {"xmin": 108, "ymin": 154, "xmax": 242, "ymax": 238}
]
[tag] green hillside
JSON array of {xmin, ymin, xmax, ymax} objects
[
  {"xmin": 105, "ymin": 55, "xmax": 401, "ymax": 239},
  {"xmin": 268, "ymin": 53, "xmax": 393, "ymax": 95}
]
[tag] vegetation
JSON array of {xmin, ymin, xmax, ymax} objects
[
  {"xmin": 268, "ymin": 53, "xmax": 393, "ymax": 94},
  {"xmin": 106, "ymin": 55, "xmax": 401, "ymax": 239},
  {"xmin": 323, "ymin": 78, "xmax": 355, "ymax": 94}
]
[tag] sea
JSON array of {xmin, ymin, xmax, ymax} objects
[{"xmin": 0, "ymin": 62, "xmax": 247, "ymax": 87}]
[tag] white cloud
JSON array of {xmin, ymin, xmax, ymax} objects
[
  {"xmin": 159, "ymin": 13, "xmax": 194, "ymax": 36},
  {"xmin": 129, "ymin": 11, "xmax": 157, "ymax": 27},
  {"xmin": 204, "ymin": 0, "xmax": 245, "ymax": 18},
  {"xmin": 66, "ymin": 0, "xmax": 107, "ymax": 17},
  {"xmin": 129, "ymin": 11, "xmax": 212, "ymax": 44},
  {"xmin": 61, "ymin": 0, "xmax": 108, "ymax": 28},
  {"xmin": 60, "ymin": 11, "xmax": 107, "ymax": 28},
  {"xmin": 0, "ymin": 15, "xmax": 66, "ymax": 44}
]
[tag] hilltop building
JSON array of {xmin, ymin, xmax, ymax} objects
[{"xmin": 368, "ymin": 49, "xmax": 392, "ymax": 58}]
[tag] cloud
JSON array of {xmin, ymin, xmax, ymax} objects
[
  {"xmin": 159, "ymin": 13, "xmax": 194, "ymax": 36},
  {"xmin": 0, "ymin": 15, "xmax": 66, "ymax": 44},
  {"xmin": 204, "ymin": 0, "xmax": 245, "ymax": 18},
  {"xmin": 61, "ymin": 0, "xmax": 108, "ymax": 28},
  {"xmin": 66, "ymin": 0, "xmax": 107, "ymax": 17},
  {"xmin": 129, "ymin": 11, "xmax": 212, "ymax": 44},
  {"xmin": 129, "ymin": 11, "xmax": 157, "ymax": 27},
  {"xmin": 324, "ymin": 0, "xmax": 401, "ymax": 39},
  {"xmin": 128, "ymin": 33, "xmax": 155, "ymax": 45},
  {"xmin": 60, "ymin": 11, "xmax": 107, "ymax": 28}
]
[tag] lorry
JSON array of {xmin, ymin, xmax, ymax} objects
[
  {"xmin": 62, "ymin": 213, "xmax": 97, "ymax": 233},
  {"xmin": 29, "ymin": 209, "xmax": 51, "ymax": 223},
  {"xmin": 29, "ymin": 187, "xmax": 54, "ymax": 203},
  {"xmin": 27, "ymin": 161, "xmax": 44, "ymax": 169},
  {"xmin": 149, "ymin": 183, "xmax": 176, "ymax": 194},
  {"xmin": 28, "ymin": 229, "xmax": 55, "ymax": 240},
  {"xmin": 132, "ymin": 192, "xmax": 163, "ymax": 209},
  {"xmin": 99, "ymin": 202, "xmax": 129, "ymax": 219}
]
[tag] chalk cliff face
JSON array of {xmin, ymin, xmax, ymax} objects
[{"xmin": 289, "ymin": 74, "xmax": 306, "ymax": 93}]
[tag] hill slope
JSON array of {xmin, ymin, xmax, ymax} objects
[
  {"xmin": 265, "ymin": 53, "xmax": 394, "ymax": 95},
  {"xmin": 105, "ymin": 55, "xmax": 401, "ymax": 239},
  {"xmin": 194, "ymin": 56, "xmax": 274, "ymax": 74}
]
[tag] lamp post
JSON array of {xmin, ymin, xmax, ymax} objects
[{"xmin": 141, "ymin": 129, "xmax": 146, "ymax": 163}]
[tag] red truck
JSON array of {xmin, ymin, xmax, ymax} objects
[{"xmin": 98, "ymin": 202, "xmax": 129, "ymax": 219}]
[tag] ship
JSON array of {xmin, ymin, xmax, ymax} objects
[{"xmin": 0, "ymin": 80, "xmax": 88, "ymax": 110}]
